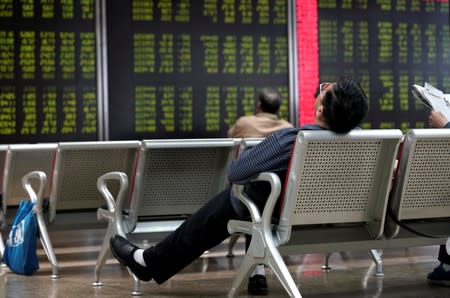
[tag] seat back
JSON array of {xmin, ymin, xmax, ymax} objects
[
  {"xmin": 49, "ymin": 141, "xmax": 141, "ymax": 223},
  {"xmin": 2, "ymin": 144, "xmax": 57, "ymax": 212},
  {"xmin": 129, "ymin": 139, "xmax": 235, "ymax": 224},
  {"xmin": 387, "ymin": 129, "xmax": 450, "ymax": 237},
  {"xmin": 235, "ymin": 138, "xmax": 264, "ymax": 155},
  {"xmin": 277, "ymin": 130, "xmax": 403, "ymax": 243}
]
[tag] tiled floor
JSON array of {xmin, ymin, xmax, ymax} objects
[{"xmin": 1, "ymin": 228, "xmax": 449, "ymax": 298}]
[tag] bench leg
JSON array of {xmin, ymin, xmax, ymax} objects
[
  {"xmin": 0, "ymin": 235, "xmax": 6, "ymax": 269},
  {"xmin": 321, "ymin": 253, "xmax": 332, "ymax": 270},
  {"xmin": 228, "ymin": 226, "xmax": 302, "ymax": 298},
  {"xmin": 228, "ymin": 254, "xmax": 257, "ymax": 297},
  {"xmin": 131, "ymin": 273, "xmax": 143, "ymax": 296},
  {"xmin": 0, "ymin": 234, "xmax": 4, "ymax": 260},
  {"xmin": 227, "ymin": 233, "xmax": 240, "ymax": 257},
  {"xmin": 266, "ymin": 245, "xmax": 302, "ymax": 298},
  {"xmin": 369, "ymin": 249, "xmax": 384, "ymax": 277},
  {"xmin": 93, "ymin": 222, "xmax": 115, "ymax": 286},
  {"xmin": 36, "ymin": 211, "xmax": 59, "ymax": 279}
]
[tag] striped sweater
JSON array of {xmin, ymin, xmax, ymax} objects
[
  {"xmin": 227, "ymin": 124, "xmax": 325, "ymax": 215},
  {"xmin": 228, "ymin": 124, "xmax": 325, "ymax": 184}
]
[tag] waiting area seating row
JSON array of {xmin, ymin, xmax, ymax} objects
[
  {"xmin": 0, "ymin": 129, "xmax": 449, "ymax": 297},
  {"xmin": 94, "ymin": 138, "xmax": 238, "ymax": 294},
  {"xmin": 0, "ymin": 141, "xmax": 141, "ymax": 278},
  {"xmin": 228, "ymin": 129, "xmax": 450, "ymax": 297},
  {"xmin": 0, "ymin": 138, "xmax": 241, "ymax": 294}
]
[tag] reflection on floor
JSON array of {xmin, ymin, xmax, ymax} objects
[{"xmin": 1, "ymin": 228, "xmax": 449, "ymax": 298}]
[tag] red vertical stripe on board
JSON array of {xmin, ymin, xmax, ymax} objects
[{"xmin": 296, "ymin": 0, "xmax": 319, "ymax": 126}]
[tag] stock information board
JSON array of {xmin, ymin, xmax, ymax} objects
[
  {"xmin": 317, "ymin": 0, "xmax": 450, "ymax": 130},
  {"xmin": 2, "ymin": 0, "xmax": 449, "ymax": 143},
  {"xmin": 0, "ymin": 0, "xmax": 97, "ymax": 143},
  {"xmin": 107, "ymin": 0, "xmax": 290, "ymax": 139}
]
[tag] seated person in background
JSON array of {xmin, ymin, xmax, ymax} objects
[
  {"xmin": 227, "ymin": 88, "xmax": 293, "ymax": 295},
  {"xmin": 110, "ymin": 77, "xmax": 369, "ymax": 293},
  {"xmin": 426, "ymin": 110, "xmax": 450, "ymax": 286},
  {"xmin": 227, "ymin": 88, "xmax": 293, "ymax": 138}
]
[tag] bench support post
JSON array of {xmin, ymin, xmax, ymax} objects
[
  {"xmin": 369, "ymin": 249, "xmax": 384, "ymax": 277},
  {"xmin": 23, "ymin": 171, "xmax": 59, "ymax": 279}
]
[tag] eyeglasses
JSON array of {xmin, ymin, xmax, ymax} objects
[{"xmin": 319, "ymin": 82, "xmax": 331, "ymax": 101}]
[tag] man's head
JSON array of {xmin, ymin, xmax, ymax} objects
[
  {"xmin": 257, "ymin": 88, "xmax": 282, "ymax": 114},
  {"xmin": 315, "ymin": 77, "xmax": 368, "ymax": 133}
]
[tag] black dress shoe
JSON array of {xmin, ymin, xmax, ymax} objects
[
  {"xmin": 248, "ymin": 274, "xmax": 268, "ymax": 295},
  {"xmin": 110, "ymin": 235, "xmax": 152, "ymax": 282}
]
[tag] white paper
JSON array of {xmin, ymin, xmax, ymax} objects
[
  {"xmin": 412, "ymin": 85, "xmax": 432, "ymax": 109},
  {"xmin": 412, "ymin": 83, "xmax": 450, "ymax": 121}
]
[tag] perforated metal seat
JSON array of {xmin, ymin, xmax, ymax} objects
[
  {"xmin": 227, "ymin": 129, "xmax": 403, "ymax": 297},
  {"xmin": 94, "ymin": 138, "xmax": 236, "ymax": 295},
  {"xmin": 386, "ymin": 129, "xmax": 450, "ymax": 240},
  {"xmin": 3, "ymin": 144, "xmax": 57, "ymax": 212},
  {"xmin": 133, "ymin": 143, "xmax": 233, "ymax": 218},
  {"xmin": 0, "ymin": 144, "xmax": 57, "ymax": 261},
  {"xmin": 50, "ymin": 142, "xmax": 140, "ymax": 219},
  {"xmin": 42, "ymin": 141, "xmax": 141, "ymax": 278}
]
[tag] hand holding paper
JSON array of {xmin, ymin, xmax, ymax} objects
[
  {"xmin": 429, "ymin": 111, "xmax": 449, "ymax": 128},
  {"xmin": 412, "ymin": 82, "xmax": 450, "ymax": 122}
]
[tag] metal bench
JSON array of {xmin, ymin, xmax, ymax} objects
[
  {"xmin": 227, "ymin": 129, "xmax": 403, "ymax": 297},
  {"xmin": 94, "ymin": 138, "xmax": 237, "ymax": 295},
  {"xmin": 386, "ymin": 128, "xmax": 450, "ymax": 244},
  {"xmin": 2, "ymin": 143, "xmax": 57, "ymax": 212},
  {"xmin": 38, "ymin": 141, "xmax": 141, "ymax": 278},
  {"xmin": 0, "ymin": 143, "xmax": 57, "ymax": 258}
]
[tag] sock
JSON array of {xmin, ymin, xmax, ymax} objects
[
  {"xmin": 250, "ymin": 264, "xmax": 265, "ymax": 277},
  {"xmin": 442, "ymin": 263, "xmax": 450, "ymax": 271},
  {"xmin": 133, "ymin": 249, "xmax": 146, "ymax": 267}
]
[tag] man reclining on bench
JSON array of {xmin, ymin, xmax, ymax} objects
[{"xmin": 109, "ymin": 77, "xmax": 369, "ymax": 293}]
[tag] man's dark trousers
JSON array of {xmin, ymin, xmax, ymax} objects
[
  {"xmin": 439, "ymin": 245, "xmax": 450, "ymax": 264},
  {"xmin": 142, "ymin": 188, "xmax": 239, "ymax": 284}
]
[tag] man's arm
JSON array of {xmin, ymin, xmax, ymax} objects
[{"xmin": 227, "ymin": 128, "xmax": 297, "ymax": 184}]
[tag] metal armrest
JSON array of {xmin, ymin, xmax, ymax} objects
[
  {"xmin": 22, "ymin": 171, "xmax": 59, "ymax": 278},
  {"xmin": 229, "ymin": 172, "xmax": 281, "ymax": 235},
  {"xmin": 228, "ymin": 220, "xmax": 253, "ymax": 235},
  {"xmin": 97, "ymin": 207, "xmax": 111, "ymax": 221},
  {"xmin": 96, "ymin": 171, "xmax": 129, "ymax": 236},
  {"xmin": 21, "ymin": 171, "xmax": 47, "ymax": 211}
]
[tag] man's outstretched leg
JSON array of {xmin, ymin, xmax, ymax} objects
[{"xmin": 110, "ymin": 188, "xmax": 239, "ymax": 284}]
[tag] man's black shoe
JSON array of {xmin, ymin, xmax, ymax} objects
[
  {"xmin": 248, "ymin": 274, "xmax": 268, "ymax": 295},
  {"xmin": 110, "ymin": 235, "xmax": 152, "ymax": 282}
]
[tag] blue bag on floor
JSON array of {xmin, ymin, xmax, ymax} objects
[{"xmin": 3, "ymin": 200, "xmax": 39, "ymax": 275}]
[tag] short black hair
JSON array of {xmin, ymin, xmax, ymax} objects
[
  {"xmin": 258, "ymin": 88, "xmax": 282, "ymax": 114},
  {"xmin": 322, "ymin": 77, "xmax": 368, "ymax": 133}
]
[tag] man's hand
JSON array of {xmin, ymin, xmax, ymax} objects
[{"xmin": 429, "ymin": 111, "xmax": 448, "ymax": 128}]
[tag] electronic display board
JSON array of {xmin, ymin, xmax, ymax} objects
[
  {"xmin": 4, "ymin": 0, "xmax": 448, "ymax": 143},
  {"xmin": 317, "ymin": 0, "xmax": 450, "ymax": 131},
  {"xmin": 106, "ymin": 0, "xmax": 290, "ymax": 139},
  {"xmin": 0, "ymin": 0, "xmax": 97, "ymax": 143}
]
